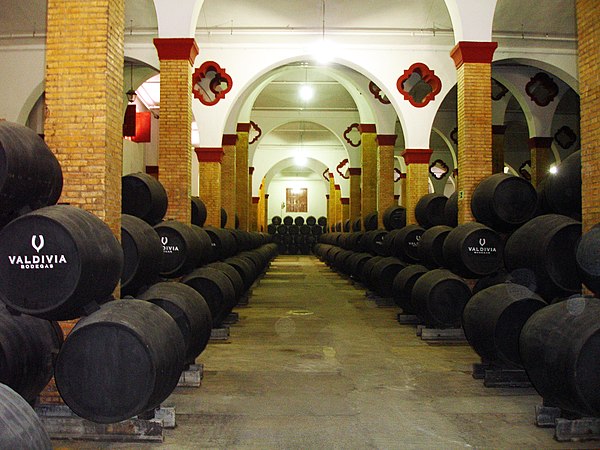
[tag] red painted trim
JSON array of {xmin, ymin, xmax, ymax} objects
[
  {"xmin": 492, "ymin": 125, "xmax": 507, "ymax": 135},
  {"xmin": 237, "ymin": 123, "xmax": 251, "ymax": 133},
  {"xmin": 195, "ymin": 147, "xmax": 224, "ymax": 163},
  {"xmin": 396, "ymin": 63, "xmax": 442, "ymax": 108},
  {"xmin": 329, "ymin": 172, "xmax": 335, "ymax": 179},
  {"xmin": 153, "ymin": 38, "xmax": 199, "ymax": 65},
  {"xmin": 146, "ymin": 165, "xmax": 159, "ymax": 177},
  {"xmin": 528, "ymin": 137, "xmax": 554, "ymax": 149},
  {"xmin": 192, "ymin": 61, "xmax": 233, "ymax": 106},
  {"xmin": 348, "ymin": 168, "xmax": 362, "ymax": 176},
  {"xmin": 222, "ymin": 134, "xmax": 238, "ymax": 146},
  {"xmin": 377, "ymin": 134, "xmax": 397, "ymax": 146},
  {"xmin": 401, "ymin": 148, "xmax": 433, "ymax": 165},
  {"xmin": 252, "ymin": 197, "xmax": 260, "ymax": 204},
  {"xmin": 359, "ymin": 124, "xmax": 377, "ymax": 134},
  {"xmin": 450, "ymin": 41, "xmax": 498, "ymax": 68},
  {"xmin": 334, "ymin": 184, "xmax": 341, "ymax": 190},
  {"xmin": 341, "ymin": 197, "xmax": 350, "ymax": 205},
  {"xmin": 249, "ymin": 167, "xmax": 255, "ymax": 175}
]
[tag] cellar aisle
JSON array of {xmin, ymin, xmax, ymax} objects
[{"xmin": 56, "ymin": 255, "xmax": 590, "ymax": 449}]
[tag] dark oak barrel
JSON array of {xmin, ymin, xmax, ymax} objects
[
  {"xmin": 462, "ymin": 283, "xmax": 546, "ymax": 368},
  {"xmin": 206, "ymin": 261, "xmax": 245, "ymax": 300},
  {"xmin": 363, "ymin": 211, "xmax": 378, "ymax": 231},
  {"xmin": 224, "ymin": 256, "xmax": 258, "ymax": 290},
  {"xmin": 392, "ymin": 264, "xmax": 428, "ymax": 314},
  {"xmin": 418, "ymin": 225, "xmax": 452, "ymax": 269},
  {"xmin": 306, "ymin": 216, "xmax": 317, "ymax": 226},
  {"xmin": 121, "ymin": 172, "xmax": 167, "ymax": 226},
  {"xmin": 415, "ymin": 193, "xmax": 448, "ymax": 229},
  {"xmin": 411, "ymin": 268, "xmax": 471, "ymax": 328},
  {"xmin": 191, "ymin": 196, "xmax": 207, "ymax": 227},
  {"xmin": 204, "ymin": 226, "xmax": 238, "ymax": 260},
  {"xmin": 182, "ymin": 267, "xmax": 237, "ymax": 325},
  {"xmin": 0, "ymin": 205, "xmax": 124, "ymax": 320},
  {"xmin": 520, "ymin": 297, "xmax": 600, "ymax": 417},
  {"xmin": 0, "ymin": 383, "xmax": 52, "ymax": 449},
  {"xmin": 317, "ymin": 216, "xmax": 328, "ymax": 227},
  {"xmin": 576, "ymin": 223, "xmax": 600, "ymax": 295},
  {"xmin": 0, "ymin": 121, "xmax": 63, "ymax": 228},
  {"xmin": 154, "ymin": 221, "xmax": 205, "ymax": 278},
  {"xmin": 390, "ymin": 225, "xmax": 425, "ymax": 263},
  {"xmin": 120, "ymin": 214, "xmax": 162, "ymax": 296},
  {"xmin": 442, "ymin": 222, "xmax": 504, "ymax": 279},
  {"xmin": 0, "ymin": 308, "xmax": 63, "ymax": 403},
  {"xmin": 382, "ymin": 205, "xmax": 407, "ymax": 231},
  {"xmin": 360, "ymin": 229, "xmax": 388, "ymax": 255},
  {"xmin": 55, "ymin": 299, "xmax": 185, "ymax": 423},
  {"xmin": 271, "ymin": 215, "xmax": 282, "ymax": 225},
  {"xmin": 220, "ymin": 208, "xmax": 228, "ymax": 228},
  {"xmin": 471, "ymin": 173, "xmax": 537, "ymax": 232},
  {"xmin": 444, "ymin": 191, "xmax": 458, "ymax": 227},
  {"xmin": 137, "ymin": 282, "xmax": 212, "ymax": 365},
  {"xmin": 504, "ymin": 214, "xmax": 581, "ymax": 301},
  {"xmin": 370, "ymin": 257, "xmax": 406, "ymax": 297},
  {"xmin": 542, "ymin": 150, "xmax": 581, "ymax": 220}
]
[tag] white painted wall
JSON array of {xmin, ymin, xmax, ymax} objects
[{"xmin": 267, "ymin": 178, "xmax": 328, "ymax": 222}]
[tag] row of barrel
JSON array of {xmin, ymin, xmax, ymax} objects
[{"xmin": 267, "ymin": 215, "xmax": 326, "ymax": 254}]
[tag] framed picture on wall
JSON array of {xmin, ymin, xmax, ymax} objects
[{"xmin": 286, "ymin": 188, "xmax": 307, "ymax": 212}]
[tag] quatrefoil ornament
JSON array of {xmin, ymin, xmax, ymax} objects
[{"xmin": 192, "ymin": 61, "xmax": 233, "ymax": 106}]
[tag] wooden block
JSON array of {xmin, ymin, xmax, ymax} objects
[
  {"xmin": 420, "ymin": 327, "xmax": 466, "ymax": 342},
  {"xmin": 397, "ymin": 314, "xmax": 420, "ymax": 325},
  {"xmin": 555, "ymin": 417, "xmax": 600, "ymax": 442},
  {"xmin": 210, "ymin": 327, "xmax": 230, "ymax": 341},
  {"xmin": 483, "ymin": 368, "xmax": 532, "ymax": 388},
  {"xmin": 535, "ymin": 404, "xmax": 562, "ymax": 428},
  {"xmin": 177, "ymin": 364, "xmax": 204, "ymax": 388},
  {"xmin": 154, "ymin": 406, "xmax": 176, "ymax": 429}
]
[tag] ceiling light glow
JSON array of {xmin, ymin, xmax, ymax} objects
[{"xmin": 299, "ymin": 84, "xmax": 314, "ymax": 102}]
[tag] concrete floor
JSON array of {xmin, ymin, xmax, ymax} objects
[{"xmin": 55, "ymin": 255, "xmax": 595, "ymax": 449}]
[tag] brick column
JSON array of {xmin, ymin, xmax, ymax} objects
[
  {"xmin": 341, "ymin": 197, "xmax": 350, "ymax": 230},
  {"xmin": 248, "ymin": 166, "xmax": 255, "ymax": 231},
  {"xmin": 328, "ymin": 172, "xmax": 336, "ymax": 228},
  {"xmin": 45, "ymin": 0, "xmax": 124, "ymax": 236},
  {"xmin": 196, "ymin": 148, "xmax": 223, "ymax": 227},
  {"xmin": 154, "ymin": 38, "xmax": 199, "ymax": 224},
  {"xmin": 529, "ymin": 137, "xmax": 554, "ymax": 187},
  {"xmin": 402, "ymin": 149, "xmax": 433, "ymax": 225},
  {"xmin": 377, "ymin": 134, "xmax": 396, "ymax": 228},
  {"xmin": 251, "ymin": 196, "xmax": 259, "ymax": 232},
  {"xmin": 492, "ymin": 125, "xmax": 507, "ymax": 174},
  {"xmin": 450, "ymin": 41, "xmax": 498, "ymax": 224},
  {"xmin": 399, "ymin": 173, "xmax": 407, "ymax": 207},
  {"xmin": 264, "ymin": 194, "xmax": 269, "ymax": 232},
  {"xmin": 335, "ymin": 184, "xmax": 342, "ymax": 231},
  {"xmin": 349, "ymin": 168, "xmax": 362, "ymax": 226},
  {"xmin": 236, "ymin": 123, "xmax": 250, "ymax": 230},
  {"xmin": 257, "ymin": 180, "xmax": 264, "ymax": 232},
  {"xmin": 577, "ymin": 0, "xmax": 600, "ymax": 232},
  {"xmin": 325, "ymin": 194, "xmax": 330, "ymax": 231},
  {"xmin": 221, "ymin": 134, "xmax": 237, "ymax": 228},
  {"xmin": 361, "ymin": 124, "xmax": 378, "ymax": 216}
]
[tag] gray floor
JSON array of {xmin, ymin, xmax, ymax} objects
[{"xmin": 55, "ymin": 255, "xmax": 594, "ymax": 449}]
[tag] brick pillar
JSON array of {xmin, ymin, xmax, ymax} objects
[
  {"xmin": 325, "ymin": 194, "xmax": 330, "ymax": 231},
  {"xmin": 257, "ymin": 180, "xmax": 264, "ymax": 232},
  {"xmin": 221, "ymin": 134, "xmax": 237, "ymax": 228},
  {"xmin": 402, "ymin": 149, "xmax": 433, "ymax": 225},
  {"xmin": 399, "ymin": 173, "xmax": 407, "ymax": 207},
  {"xmin": 450, "ymin": 41, "xmax": 498, "ymax": 224},
  {"xmin": 341, "ymin": 197, "xmax": 350, "ymax": 230},
  {"xmin": 492, "ymin": 125, "xmax": 507, "ymax": 174},
  {"xmin": 361, "ymin": 124, "xmax": 378, "ymax": 216},
  {"xmin": 577, "ymin": 0, "xmax": 600, "ymax": 232},
  {"xmin": 236, "ymin": 123, "xmax": 250, "ymax": 230},
  {"xmin": 335, "ymin": 184, "xmax": 342, "ymax": 231},
  {"xmin": 43, "ymin": 0, "xmax": 124, "ymax": 405},
  {"xmin": 349, "ymin": 168, "xmax": 362, "ymax": 226},
  {"xmin": 195, "ymin": 148, "xmax": 223, "ymax": 227},
  {"xmin": 45, "ymin": 0, "xmax": 124, "ymax": 236},
  {"xmin": 251, "ymin": 197, "xmax": 259, "ymax": 232},
  {"xmin": 154, "ymin": 38, "xmax": 199, "ymax": 224},
  {"xmin": 377, "ymin": 134, "xmax": 396, "ymax": 228},
  {"xmin": 248, "ymin": 166, "xmax": 255, "ymax": 230},
  {"xmin": 264, "ymin": 194, "xmax": 269, "ymax": 232},
  {"xmin": 328, "ymin": 172, "xmax": 336, "ymax": 228},
  {"xmin": 529, "ymin": 137, "xmax": 554, "ymax": 187}
]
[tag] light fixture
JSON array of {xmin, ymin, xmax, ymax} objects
[
  {"xmin": 549, "ymin": 164, "xmax": 558, "ymax": 174},
  {"xmin": 126, "ymin": 61, "xmax": 137, "ymax": 103},
  {"xmin": 299, "ymin": 84, "xmax": 314, "ymax": 102}
]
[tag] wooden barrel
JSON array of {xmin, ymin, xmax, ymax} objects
[
  {"xmin": 363, "ymin": 211, "xmax": 378, "ymax": 231},
  {"xmin": 272, "ymin": 216, "xmax": 282, "ymax": 225},
  {"xmin": 204, "ymin": 226, "xmax": 238, "ymax": 260},
  {"xmin": 390, "ymin": 225, "xmax": 425, "ymax": 263},
  {"xmin": 120, "ymin": 214, "xmax": 162, "ymax": 296},
  {"xmin": 0, "ymin": 383, "xmax": 52, "ymax": 449},
  {"xmin": 137, "ymin": 282, "xmax": 212, "ymax": 365},
  {"xmin": 352, "ymin": 217, "xmax": 362, "ymax": 232},
  {"xmin": 182, "ymin": 267, "xmax": 237, "ymax": 325},
  {"xmin": 317, "ymin": 216, "xmax": 328, "ymax": 227},
  {"xmin": 360, "ymin": 229, "xmax": 388, "ymax": 255},
  {"xmin": 472, "ymin": 269, "xmax": 537, "ymax": 295},
  {"xmin": 382, "ymin": 205, "xmax": 407, "ymax": 231},
  {"xmin": 576, "ymin": 223, "xmax": 600, "ymax": 295},
  {"xmin": 442, "ymin": 222, "xmax": 504, "ymax": 279},
  {"xmin": 471, "ymin": 173, "xmax": 537, "ymax": 232},
  {"xmin": 306, "ymin": 216, "xmax": 316, "ymax": 226},
  {"xmin": 543, "ymin": 150, "xmax": 581, "ymax": 220},
  {"xmin": 346, "ymin": 252, "xmax": 372, "ymax": 281},
  {"xmin": 411, "ymin": 268, "xmax": 471, "ymax": 328},
  {"xmin": 0, "ymin": 205, "xmax": 124, "ymax": 320},
  {"xmin": 444, "ymin": 192, "xmax": 458, "ymax": 227},
  {"xmin": 283, "ymin": 216, "xmax": 294, "ymax": 226},
  {"xmin": 206, "ymin": 261, "xmax": 245, "ymax": 300},
  {"xmin": 392, "ymin": 264, "xmax": 428, "ymax": 314},
  {"xmin": 415, "ymin": 193, "xmax": 448, "ymax": 229},
  {"xmin": 191, "ymin": 196, "xmax": 207, "ymax": 227},
  {"xmin": 520, "ymin": 296, "xmax": 600, "ymax": 417},
  {"xmin": 224, "ymin": 256, "xmax": 257, "ymax": 290},
  {"xmin": 121, "ymin": 173, "xmax": 168, "ymax": 226},
  {"xmin": 462, "ymin": 283, "xmax": 546, "ymax": 369},
  {"xmin": 418, "ymin": 225, "xmax": 452, "ymax": 269},
  {"xmin": 191, "ymin": 224, "xmax": 216, "ymax": 264},
  {"xmin": 0, "ymin": 121, "xmax": 63, "ymax": 228},
  {"xmin": 505, "ymin": 214, "xmax": 581, "ymax": 301},
  {"xmin": 267, "ymin": 223, "xmax": 277, "ymax": 235},
  {"xmin": 0, "ymin": 308, "xmax": 63, "ymax": 403},
  {"xmin": 55, "ymin": 299, "xmax": 185, "ymax": 423},
  {"xmin": 294, "ymin": 216, "xmax": 305, "ymax": 226},
  {"xmin": 220, "ymin": 208, "xmax": 228, "ymax": 228},
  {"xmin": 153, "ymin": 221, "xmax": 205, "ymax": 278},
  {"xmin": 370, "ymin": 257, "xmax": 407, "ymax": 297}
]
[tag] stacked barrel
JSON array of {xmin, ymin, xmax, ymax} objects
[{"xmin": 268, "ymin": 215, "xmax": 326, "ymax": 254}]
